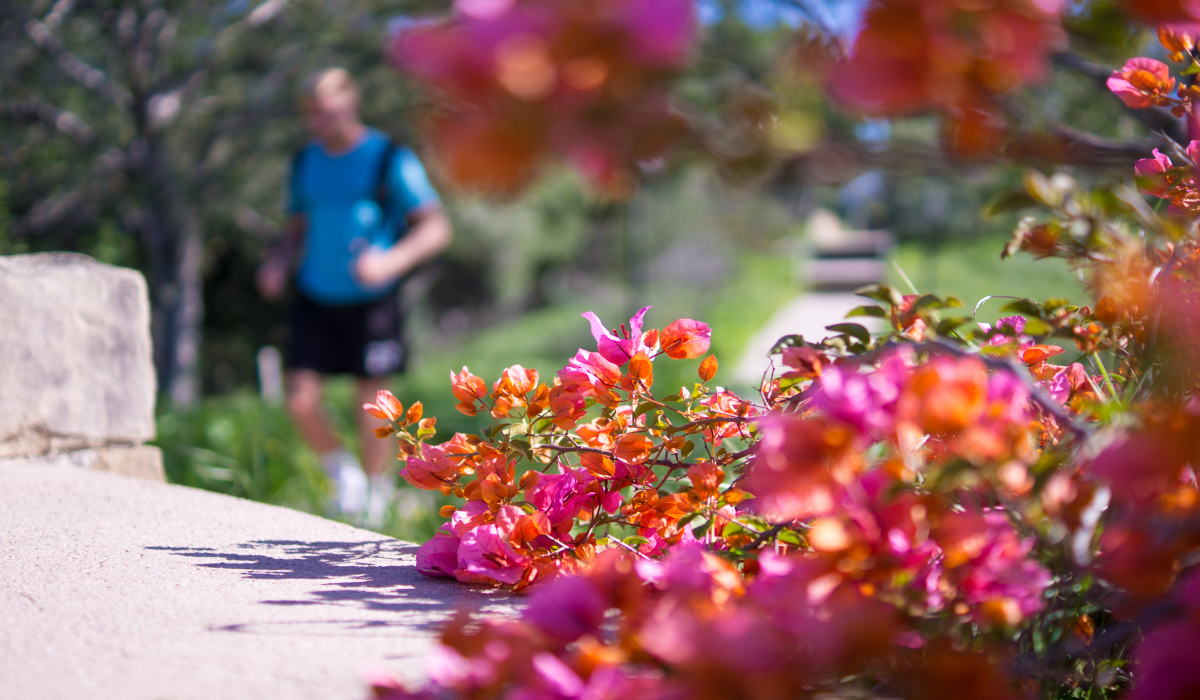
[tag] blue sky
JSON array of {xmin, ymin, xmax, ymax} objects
[{"xmin": 698, "ymin": 0, "xmax": 869, "ymax": 41}]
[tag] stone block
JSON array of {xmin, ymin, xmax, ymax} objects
[
  {"xmin": 91, "ymin": 445, "xmax": 165, "ymax": 481},
  {"xmin": 0, "ymin": 253, "xmax": 156, "ymax": 458}
]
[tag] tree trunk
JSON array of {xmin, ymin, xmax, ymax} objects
[
  {"xmin": 139, "ymin": 138, "xmax": 204, "ymax": 410},
  {"xmin": 169, "ymin": 220, "xmax": 203, "ymax": 407}
]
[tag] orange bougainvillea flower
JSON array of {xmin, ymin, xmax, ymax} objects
[
  {"xmin": 494, "ymin": 365, "xmax": 539, "ymax": 398},
  {"xmin": 363, "ymin": 390, "xmax": 403, "ymax": 421},
  {"xmin": 614, "ymin": 433, "xmax": 655, "ymax": 464},
  {"xmin": 450, "ymin": 366, "xmax": 489, "ymax": 404},
  {"xmin": 1020, "ymin": 344, "xmax": 1066, "ymax": 365},
  {"xmin": 903, "ymin": 356, "xmax": 988, "ymax": 434},
  {"xmin": 659, "ymin": 318, "xmax": 712, "ymax": 359},
  {"xmin": 627, "ymin": 351, "xmax": 654, "ymax": 390},
  {"xmin": 1159, "ymin": 23, "xmax": 1198, "ymax": 61}
]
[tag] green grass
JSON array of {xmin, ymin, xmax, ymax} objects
[{"xmin": 887, "ymin": 235, "xmax": 1086, "ymax": 323}]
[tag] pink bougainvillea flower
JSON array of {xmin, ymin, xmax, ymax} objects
[
  {"xmin": 1136, "ymin": 148, "xmax": 1174, "ymax": 176},
  {"xmin": 523, "ymin": 575, "xmax": 608, "ymax": 643},
  {"xmin": 391, "ymin": 0, "xmax": 695, "ymax": 194},
  {"xmin": 811, "ymin": 351, "xmax": 909, "ymax": 438},
  {"xmin": 415, "ymin": 534, "xmax": 461, "ymax": 578},
  {"xmin": 582, "ymin": 306, "xmax": 653, "ymax": 365},
  {"xmin": 454, "ymin": 0, "xmax": 516, "ymax": 20},
  {"xmin": 659, "ymin": 318, "xmax": 712, "ymax": 359},
  {"xmin": 400, "ymin": 443, "xmax": 461, "ymax": 490},
  {"xmin": 448, "ymin": 500, "xmax": 492, "ymax": 536},
  {"xmin": 743, "ymin": 415, "xmax": 859, "ymax": 521},
  {"xmin": 1136, "ymin": 148, "xmax": 1176, "ymax": 197},
  {"xmin": 558, "ymin": 349, "xmax": 622, "ymax": 397},
  {"xmin": 1108, "ymin": 57, "xmax": 1176, "ymax": 108},
  {"xmin": 527, "ymin": 466, "xmax": 598, "ymax": 529},
  {"xmin": 934, "ymin": 511, "xmax": 1051, "ymax": 626},
  {"xmin": 978, "ymin": 316, "xmax": 1032, "ymax": 347},
  {"xmin": 456, "ymin": 523, "xmax": 530, "ymax": 585}
]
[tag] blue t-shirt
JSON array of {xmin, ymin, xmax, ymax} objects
[{"xmin": 287, "ymin": 129, "xmax": 440, "ymax": 305}]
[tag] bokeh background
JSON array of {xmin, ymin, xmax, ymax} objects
[{"xmin": 3, "ymin": 0, "xmax": 1149, "ymax": 541}]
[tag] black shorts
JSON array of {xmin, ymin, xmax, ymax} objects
[{"xmin": 286, "ymin": 291, "xmax": 408, "ymax": 377}]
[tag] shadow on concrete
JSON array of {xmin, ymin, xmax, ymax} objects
[{"xmin": 147, "ymin": 539, "xmax": 512, "ymax": 636}]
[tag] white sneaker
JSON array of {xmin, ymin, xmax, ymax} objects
[
  {"xmin": 364, "ymin": 476, "xmax": 396, "ymax": 529},
  {"xmin": 320, "ymin": 450, "xmax": 370, "ymax": 517},
  {"xmin": 335, "ymin": 462, "xmax": 370, "ymax": 517}
]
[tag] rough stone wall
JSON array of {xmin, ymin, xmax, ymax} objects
[{"xmin": 0, "ymin": 253, "xmax": 162, "ymax": 480}]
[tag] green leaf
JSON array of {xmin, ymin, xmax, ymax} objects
[
  {"xmin": 935, "ymin": 316, "xmax": 971, "ymax": 335},
  {"xmin": 681, "ymin": 440, "xmax": 695, "ymax": 459},
  {"xmin": 855, "ymin": 284, "xmax": 903, "ymax": 307},
  {"xmin": 983, "ymin": 189, "xmax": 1038, "ymax": 218},
  {"xmin": 846, "ymin": 304, "xmax": 887, "ymax": 319},
  {"xmin": 777, "ymin": 529, "xmax": 803, "ymax": 546},
  {"xmin": 912, "ymin": 294, "xmax": 947, "ymax": 312},
  {"xmin": 634, "ymin": 402, "xmax": 659, "ymax": 419},
  {"xmin": 768, "ymin": 334, "xmax": 807, "ymax": 354},
  {"xmin": 1023, "ymin": 170, "xmax": 1061, "ymax": 207},
  {"xmin": 623, "ymin": 535, "xmax": 651, "ymax": 546},
  {"xmin": 999, "ymin": 299, "xmax": 1045, "ymax": 318},
  {"xmin": 1022, "ymin": 318, "xmax": 1052, "ymax": 335},
  {"xmin": 825, "ymin": 323, "xmax": 871, "ymax": 345},
  {"xmin": 509, "ymin": 439, "xmax": 532, "ymax": 460}
]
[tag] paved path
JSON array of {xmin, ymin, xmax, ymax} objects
[
  {"xmin": 0, "ymin": 461, "xmax": 517, "ymax": 700},
  {"xmin": 734, "ymin": 292, "xmax": 883, "ymax": 385}
]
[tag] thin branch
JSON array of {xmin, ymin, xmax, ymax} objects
[
  {"xmin": 24, "ymin": 17, "xmax": 132, "ymax": 107},
  {"xmin": 0, "ymin": 97, "xmax": 93, "ymax": 141}
]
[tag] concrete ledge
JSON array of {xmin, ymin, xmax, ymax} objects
[
  {"xmin": 0, "ymin": 464, "xmax": 516, "ymax": 700},
  {"xmin": 0, "ymin": 446, "xmax": 164, "ymax": 482}
]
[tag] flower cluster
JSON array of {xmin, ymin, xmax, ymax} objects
[
  {"xmin": 391, "ymin": 0, "xmax": 694, "ymax": 195},
  {"xmin": 362, "ymin": 148, "xmax": 1200, "ymax": 696}
]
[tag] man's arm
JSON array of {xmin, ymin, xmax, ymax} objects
[
  {"xmin": 354, "ymin": 204, "xmax": 452, "ymax": 287},
  {"xmin": 256, "ymin": 214, "xmax": 305, "ymax": 300}
]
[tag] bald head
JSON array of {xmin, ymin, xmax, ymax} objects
[{"xmin": 299, "ymin": 68, "xmax": 364, "ymax": 149}]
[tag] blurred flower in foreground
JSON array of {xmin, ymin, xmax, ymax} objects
[
  {"xmin": 826, "ymin": 0, "xmax": 1065, "ymax": 156},
  {"xmin": 391, "ymin": 0, "xmax": 695, "ymax": 195}
]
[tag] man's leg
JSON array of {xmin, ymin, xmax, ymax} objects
[
  {"xmin": 287, "ymin": 369, "xmax": 368, "ymax": 515},
  {"xmin": 285, "ymin": 369, "xmax": 340, "ymax": 454},
  {"xmin": 357, "ymin": 375, "xmax": 399, "ymax": 526}
]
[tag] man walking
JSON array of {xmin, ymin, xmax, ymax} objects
[{"xmin": 257, "ymin": 68, "xmax": 451, "ymax": 523}]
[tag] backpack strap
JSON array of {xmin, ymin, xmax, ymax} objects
[
  {"xmin": 289, "ymin": 146, "xmax": 308, "ymax": 210},
  {"xmin": 375, "ymin": 139, "xmax": 397, "ymax": 213}
]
